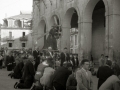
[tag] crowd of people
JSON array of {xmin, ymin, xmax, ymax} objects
[{"xmin": 0, "ymin": 47, "xmax": 120, "ymax": 90}]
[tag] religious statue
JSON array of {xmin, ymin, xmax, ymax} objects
[{"xmin": 43, "ymin": 25, "xmax": 62, "ymax": 50}]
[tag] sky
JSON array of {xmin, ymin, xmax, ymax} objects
[{"xmin": 0, "ymin": 0, "xmax": 33, "ymax": 24}]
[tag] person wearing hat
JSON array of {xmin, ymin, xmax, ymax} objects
[
  {"xmin": 52, "ymin": 62, "xmax": 72, "ymax": 90},
  {"xmin": 14, "ymin": 55, "xmax": 35, "ymax": 89}
]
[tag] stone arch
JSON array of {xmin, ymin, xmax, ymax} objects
[
  {"xmin": 49, "ymin": 12, "xmax": 61, "ymax": 28},
  {"xmin": 63, "ymin": 6, "xmax": 80, "ymax": 27},
  {"xmin": 63, "ymin": 7, "xmax": 80, "ymax": 28},
  {"xmin": 37, "ymin": 18, "xmax": 47, "ymax": 49},
  {"xmin": 50, "ymin": 11, "xmax": 61, "ymax": 25},
  {"xmin": 83, "ymin": 0, "xmax": 108, "ymax": 22},
  {"xmin": 62, "ymin": 7, "xmax": 80, "ymax": 52},
  {"xmin": 39, "ymin": 16, "xmax": 48, "ymax": 30},
  {"xmin": 79, "ymin": 0, "xmax": 108, "ymax": 60}
]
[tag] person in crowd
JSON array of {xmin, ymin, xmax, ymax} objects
[
  {"xmin": 0, "ymin": 52, "xmax": 3, "ymax": 69},
  {"xmin": 14, "ymin": 55, "xmax": 35, "ymax": 89},
  {"xmin": 33, "ymin": 47, "xmax": 40, "ymax": 71},
  {"xmin": 40, "ymin": 60, "xmax": 55, "ymax": 90},
  {"xmin": 6, "ymin": 51, "xmax": 15, "ymax": 71},
  {"xmin": 76, "ymin": 59, "xmax": 93, "ymax": 90},
  {"xmin": 30, "ymin": 59, "xmax": 50, "ymax": 90},
  {"xmin": 3, "ymin": 47, "xmax": 8, "ymax": 68},
  {"xmin": 15, "ymin": 53, "xmax": 22, "ymax": 65},
  {"xmin": 73, "ymin": 54, "xmax": 79, "ymax": 68},
  {"xmin": 52, "ymin": 62, "xmax": 72, "ymax": 90},
  {"xmin": 99, "ymin": 63, "xmax": 120, "ymax": 90},
  {"xmin": 98, "ymin": 54, "xmax": 105, "ymax": 67},
  {"xmin": 69, "ymin": 54, "xmax": 74, "ymax": 68},
  {"xmin": 66, "ymin": 67, "xmax": 79, "ymax": 90},
  {"xmin": 97, "ymin": 60, "xmax": 113, "ymax": 89},
  {"xmin": 60, "ymin": 47, "xmax": 70, "ymax": 66},
  {"xmin": 45, "ymin": 47, "xmax": 54, "ymax": 58},
  {"xmin": 9, "ymin": 55, "xmax": 27, "ymax": 79}
]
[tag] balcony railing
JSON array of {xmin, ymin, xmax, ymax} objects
[
  {"xmin": 6, "ymin": 36, "xmax": 14, "ymax": 41},
  {"xmin": 70, "ymin": 28, "xmax": 78, "ymax": 35},
  {"xmin": 19, "ymin": 36, "xmax": 28, "ymax": 41}
]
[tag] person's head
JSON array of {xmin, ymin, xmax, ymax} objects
[
  {"xmin": 47, "ymin": 58, "xmax": 54, "ymax": 67},
  {"xmin": 99, "ymin": 59, "xmax": 106, "ymax": 66},
  {"xmin": 105, "ymin": 56, "xmax": 109, "ymax": 60},
  {"xmin": 73, "ymin": 66, "xmax": 79, "ymax": 73},
  {"xmin": 48, "ymin": 47, "xmax": 52, "ymax": 51},
  {"xmin": 101, "ymin": 54, "xmax": 104, "ymax": 58},
  {"xmin": 63, "ymin": 61, "xmax": 68, "ymax": 67},
  {"xmin": 112, "ymin": 63, "xmax": 120, "ymax": 76},
  {"xmin": 64, "ymin": 47, "xmax": 67, "ymax": 53},
  {"xmin": 8, "ymin": 51, "xmax": 12, "ymax": 56},
  {"xmin": 106, "ymin": 60, "xmax": 112, "ymax": 67},
  {"xmin": 21, "ymin": 55, "xmax": 28, "ymax": 64},
  {"xmin": 28, "ymin": 55, "xmax": 35, "ymax": 65},
  {"xmin": 35, "ymin": 47, "xmax": 38, "ymax": 50},
  {"xmin": 67, "ymin": 63, "xmax": 72, "ymax": 71},
  {"xmin": 81, "ymin": 59, "xmax": 90, "ymax": 70},
  {"xmin": 69, "ymin": 54, "xmax": 73, "ymax": 58}
]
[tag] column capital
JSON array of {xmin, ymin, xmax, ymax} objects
[
  {"xmin": 62, "ymin": 27, "xmax": 71, "ymax": 29},
  {"xmin": 105, "ymin": 13, "xmax": 120, "ymax": 17},
  {"xmin": 78, "ymin": 20, "xmax": 92, "ymax": 24}
]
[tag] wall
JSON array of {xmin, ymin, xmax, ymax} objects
[
  {"xmin": 33, "ymin": 0, "xmax": 120, "ymax": 61},
  {"xmin": 92, "ymin": 8, "xmax": 105, "ymax": 60}
]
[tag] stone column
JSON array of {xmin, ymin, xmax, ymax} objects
[
  {"xmin": 107, "ymin": 13, "xmax": 120, "ymax": 61},
  {"xmin": 78, "ymin": 20, "xmax": 92, "ymax": 61},
  {"xmin": 61, "ymin": 27, "xmax": 71, "ymax": 52}
]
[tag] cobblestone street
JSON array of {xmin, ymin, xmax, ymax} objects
[{"xmin": 0, "ymin": 68, "xmax": 98, "ymax": 90}]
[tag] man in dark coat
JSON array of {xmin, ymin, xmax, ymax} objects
[
  {"xmin": 72, "ymin": 54, "xmax": 79, "ymax": 68},
  {"xmin": 10, "ymin": 57, "xmax": 25, "ymax": 79},
  {"xmin": 33, "ymin": 47, "xmax": 40, "ymax": 71},
  {"xmin": 6, "ymin": 52, "xmax": 15, "ymax": 71},
  {"xmin": 14, "ymin": 55, "xmax": 35, "ymax": 89},
  {"xmin": 97, "ymin": 60, "xmax": 113, "ymax": 89},
  {"xmin": 52, "ymin": 62, "xmax": 72, "ymax": 90},
  {"xmin": 60, "ymin": 47, "xmax": 70, "ymax": 66}
]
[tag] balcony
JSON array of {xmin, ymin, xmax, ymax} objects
[
  {"xmin": 19, "ymin": 36, "xmax": 28, "ymax": 41},
  {"xmin": 70, "ymin": 28, "xmax": 78, "ymax": 35},
  {"xmin": 6, "ymin": 36, "xmax": 14, "ymax": 41}
]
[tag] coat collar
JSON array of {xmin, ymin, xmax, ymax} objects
[{"xmin": 81, "ymin": 68, "xmax": 89, "ymax": 81}]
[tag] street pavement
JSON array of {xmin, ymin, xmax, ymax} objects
[{"xmin": 0, "ymin": 68, "xmax": 98, "ymax": 90}]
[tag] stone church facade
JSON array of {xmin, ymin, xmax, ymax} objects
[{"xmin": 32, "ymin": 0, "xmax": 120, "ymax": 62}]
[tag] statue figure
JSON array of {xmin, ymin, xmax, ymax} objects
[{"xmin": 43, "ymin": 25, "xmax": 61, "ymax": 50}]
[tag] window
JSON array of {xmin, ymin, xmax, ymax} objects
[
  {"xmin": 22, "ymin": 32, "xmax": 25, "ymax": 37},
  {"xmin": 9, "ymin": 32, "xmax": 12, "ymax": 38},
  {"xmin": 75, "ymin": 34, "xmax": 77, "ymax": 45},
  {"xmin": 9, "ymin": 43, "xmax": 12, "ymax": 47},
  {"xmin": 22, "ymin": 43, "xmax": 25, "ymax": 47}
]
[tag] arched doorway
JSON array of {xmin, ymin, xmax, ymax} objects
[
  {"xmin": 50, "ymin": 15, "xmax": 60, "ymax": 27},
  {"xmin": 63, "ymin": 8, "xmax": 79, "ymax": 53},
  {"xmin": 81, "ymin": 0, "xmax": 107, "ymax": 60},
  {"xmin": 37, "ymin": 20, "xmax": 46, "ymax": 49},
  {"xmin": 92, "ymin": 0, "xmax": 105, "ymax": 61}
]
